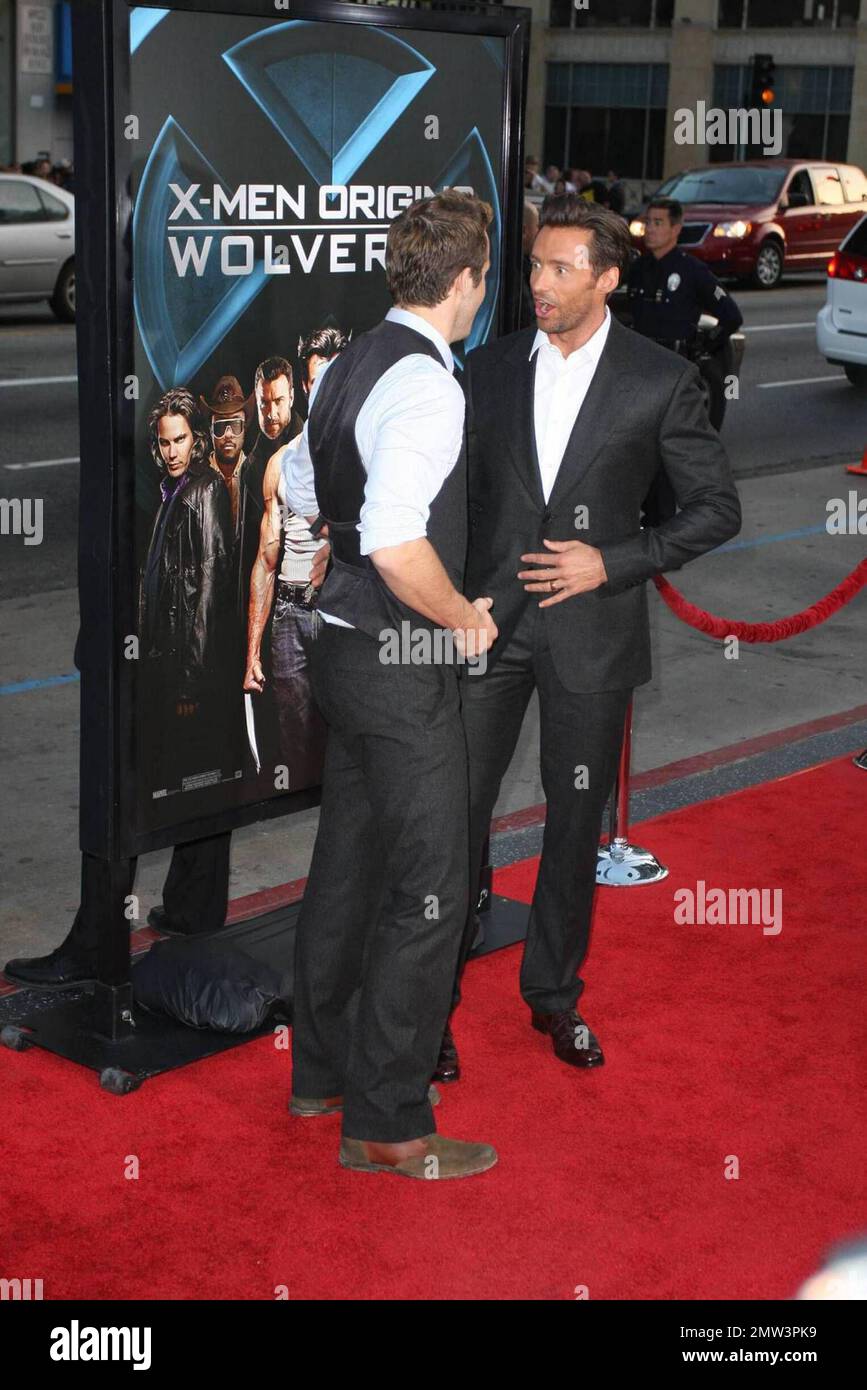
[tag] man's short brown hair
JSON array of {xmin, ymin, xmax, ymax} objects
[
  {"xmin": 254, "ymin": 356, "xmax": 293, "ymax": 390},
  {"xmin": 386, "ymin": 191, "xmax": 493, "ymax": 308},
  {"xmin": 539, "ymin": 193, "xmax": 632, "ymax": 288}
]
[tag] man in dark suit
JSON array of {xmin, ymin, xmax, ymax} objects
[{"xmin": 439, "ymin": 194, "xmax": 741, "ymax": 1079}]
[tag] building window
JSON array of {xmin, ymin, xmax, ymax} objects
[
  {"xmin": 711, "ymin": 65, "xmax": 853, "ymax": 161},
  {"xmin": 545, "ymin": 63, "xmax": 670, "ymax": 181},
  {"xmin": 717, "ymin": 0, "xmax": 860, "ymax": 27},
  {"xmin": 717, "ymin": 0, "xmax": 745, "ymax": 24},
  {"xmin": 550, "ymin": 0, "xmax": 673, "ymax": 30}
]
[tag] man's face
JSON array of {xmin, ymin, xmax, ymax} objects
[
  {"xmin": 256, "ymin": 374, "xmax": 293, "ymax": 439},
  {"xmin": 529, "ymin": 226, "xmax": 614, "ymax": 336},
  {"xmin": 453, "ymin": 235, "xmax": 491, "ymax": 342},
  {"xmin": 157, "ymin": 414, "xmax": 195, "ymax": 478},
  {"xmin": 212, "ymin": 412, "xmax": 245, "ymax": 465},
  {"xmin": 303, "ymin": 354, "xmax": 328, "ymax": 396},
  {"xmin": 644, "ymin": 207, "xmax": 681, "ymax": 256}
]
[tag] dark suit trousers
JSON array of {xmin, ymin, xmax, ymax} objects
[
  {"xmin": 67, "ymin": 835, "xmax": 231, "ymax": 957},
  {"xmin": 292, "ymin": 623, "xmax": 469, "ymax": 1143},
  {"xmin": 70, "ymin": 628, "xmax": 231, "ymax": 954},
  {"xmin": 458, "ymin": 600, "xmax": 631, "ymax": 1015}
]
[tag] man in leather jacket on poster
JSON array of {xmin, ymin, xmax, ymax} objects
[
  {"xmin": 3, "ymin": 388, "xmax": 237, "ymax": 989},
  {"xmin": 139, "ymin": 386, "xmax": 236, "ymax": 795}
]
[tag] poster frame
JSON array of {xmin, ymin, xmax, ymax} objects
[{"xmin": 73, "ymin": 0, "xmax": 530, "ymax": 861}]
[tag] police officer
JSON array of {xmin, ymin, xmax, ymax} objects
[
  {"xmin": 628, "ymin": 197, "xmax": 742, "ymax": 522},
  {"xmin": 628, "ymin": 197, "xmax": 742, "ymax": 350}
]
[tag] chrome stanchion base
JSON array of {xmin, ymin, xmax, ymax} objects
[
  {"xmin": 596, "ymin": 838, "xmax": 669, "ymax": 886},
  {"xmin": 854, "ymin": 749, "xmax": 867, "ymax": 771}
]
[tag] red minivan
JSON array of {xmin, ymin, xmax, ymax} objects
[{"xmin": 630, "ymin": 159, "xmax": 867, "ymax": 289}]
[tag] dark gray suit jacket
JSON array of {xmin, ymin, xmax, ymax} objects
[{"xmin": 463, "ymin": 315, "xmax": 742, "ymax": 692}]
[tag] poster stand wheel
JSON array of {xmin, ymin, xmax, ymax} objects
[{"xmin": 1, "ymin": 989, "xmax": 278, "ymax": 1092}]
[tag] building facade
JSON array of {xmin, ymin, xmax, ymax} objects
[
  {"xmin": 0, "ymin": 0, "xmax": 73, "ymax": 168},
  {"xmin": 525, "ymin": 0, "xmax": 865, "ymax": 186},
  {"xmin": 2, "ymin": 1, "xmax": 864, "ymax": 189}
]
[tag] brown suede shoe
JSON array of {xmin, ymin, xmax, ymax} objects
[
  {"xmin": 339, "ymin": 1132, "xmax": 497, "ymax": 1180},
  {"xmin": 290, "ymin": 1085, "xmax": 441, "ymax": 1117},
  {"xmin": 289, "ymin": 1094, "xmax": 344, "ymax": 1117}
]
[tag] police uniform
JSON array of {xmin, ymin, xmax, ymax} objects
[{"xmin": 627, "ymin": 247, "xmax": 742, "ymax": 348}]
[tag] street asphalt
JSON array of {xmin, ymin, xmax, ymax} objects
[{"xmin": 1, "ymin": 276, "xmax": 864, "ymax": 958}]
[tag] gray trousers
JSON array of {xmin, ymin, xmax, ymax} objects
[{"xmin": 292, "ymin": 622, "xmax": 470, "ymax": 1143}]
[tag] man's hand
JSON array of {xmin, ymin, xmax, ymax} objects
[
  {"xmin": 454, "ymin": 595, "xmax": 498, "ymax": 660},
  {"xmin": 310, "ymin": 539, "xmax": 330, "ymax": 590},
  {"xmin": 518, "ymin": 539, "xmax": 608, "ymax": 607},
  {"xmin": 243, "ymin": 658, "xmax": 266, "ymax": 694}
]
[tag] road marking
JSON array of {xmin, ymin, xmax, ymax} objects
[
  {"xmin": 0, "ymin": 325, "xmax": 73, "ymax": 334},
  {"xmin": 0, "ymin": 673, "xmax": 80, "ymax": 696},
  {"xmin": 742, "ymin": 321, "xmax": 814, "ymax": 333},
  {"xmin": 714, "ymin": 524, "xmax": 829, "ymax": 553},
  {"xmin": 0, "ymin": 373, "xmax": 77, "ymax": 387},
  {"xmin": 757, "ymin": 375, "xmax": 843, "ymax": 389},
  {"xmin": 4, "ymin": 455, "xmax": 79, "ymax": 471}
]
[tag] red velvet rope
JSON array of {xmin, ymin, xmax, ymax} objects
[{"xmin": 652, "ymin": 558, "xmax": 867, "ymax": 643}]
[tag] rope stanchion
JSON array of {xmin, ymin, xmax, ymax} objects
[
  {"xmin": 652, "ymin": 558, "xmax": 867, "ymax": 644},
  {"xmin": 596, "ymin": 699, "xmax": 669, "ymax": 887},
  {"xmin": 596, "ymin": 558, "xmax": 867, "ymax": 886}
]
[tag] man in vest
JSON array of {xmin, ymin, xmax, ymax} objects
[{"xmin": 280, "ymin": 192, "xmax": 498, "ymax": 1181}]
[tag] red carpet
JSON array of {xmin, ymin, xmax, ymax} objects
[{"xmin": 3, "ymin": 756, "xmax": 865, "ymax": 1300}]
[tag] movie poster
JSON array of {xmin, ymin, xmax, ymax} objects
[{"xmin": 127, "ymin": 4, "xmax": 509, "ymax": 837}]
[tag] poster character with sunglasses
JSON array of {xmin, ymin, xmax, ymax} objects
[{"xmin": 200, "ymin": 374, "xmax": 256, "ymax": 532}]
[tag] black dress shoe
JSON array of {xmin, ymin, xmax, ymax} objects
[
  {"xmin": 431, "ymin": 1020, "xmax": 460, "ymax": 1084},
  {"xmin": 531, "ymin": 1008, "xmax": 605, "ymax": 1069},
  {"xmin": 3, "ymin": 946, "xmax": 96, "ymax": 990},
  {"xmin": 146, "ymin": 905, "xmax": 201, "ymax": 935}
]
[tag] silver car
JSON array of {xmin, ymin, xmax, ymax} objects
[
  {"xmin": 817, "ymin": 213, "xmax": 867, "ymax": 390},
  {"xmin": 0, "ymin": 174, "xmax": 75, "ymax": 321}
]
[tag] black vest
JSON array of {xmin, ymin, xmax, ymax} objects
[{"xmin": 308, "ymin": 318, "xmax": 467, "ymax": 640}]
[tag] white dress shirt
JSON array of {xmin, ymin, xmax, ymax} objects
[
  {"xmin": 282, "ymin": 306, "xmax": 466, "ymax": 627},
  {"xmin": 530, "ymin": 308, "xmax": 611, "ymax": 504}
]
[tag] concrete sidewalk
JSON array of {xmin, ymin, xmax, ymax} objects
[{"xmin": 1, "ymin": 462, "xmax": 864, "ymax": 960}]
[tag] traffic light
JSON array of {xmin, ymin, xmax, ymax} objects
[{"xmin": 750, "ymin": 53, "xmax": 776, "ymax": 108}]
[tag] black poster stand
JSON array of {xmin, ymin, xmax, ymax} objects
[{"xmin": 2, "ymin": 0, "xmax": 530, "ymax": 1090}]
